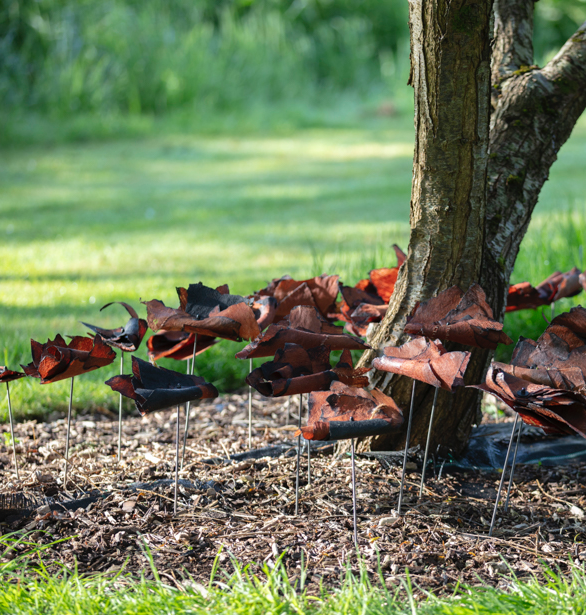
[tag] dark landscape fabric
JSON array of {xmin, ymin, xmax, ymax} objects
[
  {"xmin": 146, "ymin": 330, "xmax": 217, "ymax": 362},
  {"xmin": 246, "ymin": 345, "xmax": 369, "ymax": 397},
  {"xmin": 144, "ymin": 282, "xmax": 260, "ymax": 341},
  {"xmin": 373, "ymin": 337, "xmax": 470, "ymax": 391},
  {"xmin": 236, "ymin": 306, "xmax": 369, "ymax": 359},
  {"xmin": 106, "ymin": 356, "xmax": 218, "ymax": 415},
  {"xmin": 472, "ymin": 364, "xmax": 586, "ymax": 438},
  {"xmin": 297, "ymin": 381, "xmax": 404, "ymax": 441},
  {"xmin": 22, "ymin": 334, "xmax": 116, "ymax": 384},
  {"xmin": 404, "ymin": 284, "xmax": 513, "ymax": 349},
  {"xmin": 81, "ymin": 301, "xmax": 148, "ymax": 352},
  {"xmin": 0, "ymin": 367, "xmax": 26, "ymax": 383}
]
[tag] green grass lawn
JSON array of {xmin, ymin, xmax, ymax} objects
[
  {"xmin": 1, "ymin": 113, "xmax": 586, "ymax": 418},
  {"xmin": 0, "ymin": 535, "xmax": 585, "ymax": 615}
]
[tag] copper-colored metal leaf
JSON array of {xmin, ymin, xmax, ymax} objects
[
  {"xmin": 146, "ymin": 330, "xmax": 217, "ymax": 362},
  {"xmin": 506, "ymin": 282, "xmax": 545, "ymax": 313},
  {"xmin": 296, "ymin": 381, "xmax": 404, "ymax": 441},
  {"xmin": 22, "ymin": 334, "xmax": 116, "ymax": 384},
  {"xmin": 471, "ymin": 365, "xmax": 586, "ymax": 438},
  {"xmin": 236, "ymin": 306, "xmax": 369, "ymax": 359},
  {"xmin": 144, "ymin": 282, "xmax": 260, "ymax": 341},
  {"xmin": 552, "ymin": 267, "xmax": 582, "ymax": 301},
  {"xmin": 251, "ymin": 296, "xmax": 278, "ymax": 331},
  {"xmin": 404, "ymin": 284, "xmax": 513, "ymax": 349},
  {"xmin": 81, "ymin": 301, "xmax": 148, "ymax": 352},
  {"xmin": 0, "ymin": 367, "xmax": 26, "ymax": 383},
  {"xmin": 246, "ymin": 344, "xmax": 370, "ymax": 397},
  {"xmin": 373, "ymin": 337, "xmax": 470, "ymax": 391},
  {"xmin": 105, "ymin": 356, "xmax": 218, "ymax": 415}
]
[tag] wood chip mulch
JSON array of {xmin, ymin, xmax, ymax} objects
[{"xmin": 1, "ymin": 392, "xmax": 585, "ymax": 597}]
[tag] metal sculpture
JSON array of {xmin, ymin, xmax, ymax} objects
[
  {"xmin": 0, "ymin": 367, "xmax": 26, "ymax": 480},
  {"xmin": 22, "ymin": 334, "xmax": 116, "ymax": 485}
]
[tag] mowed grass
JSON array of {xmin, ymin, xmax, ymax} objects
[
  {"xmin": 1, "ymin": 533, "xmax": 586, "ymax": 615},
  {"xmin": 1, "ymin": 113, "xmax": 586, "ymax": 418}
]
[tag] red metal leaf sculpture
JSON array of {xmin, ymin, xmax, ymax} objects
[
  {"xmin": 507, "ymin": 267, "xmax": 583, "ymax": 312},
  {"xmin": 373, "ymin": 337, "xmax": 470, "ymax": 391},
  {"xmin": 106, "ymin": 356, "xmax": 218, "ymax": 415},
  {"xmin": 147, "ymin": 331, "xmax": 218, "ymax": 362},
  {"xmin": 81, "ymin": 302, "xmax": 148, "ymax": 352},
  {"xmin": 236, "ymin": 306, "xmax": 369, "ymax": 359},
  {"xmin": 493, "ymin": 306, "xmax": 586, "ymax": 393},
  {"xmin": 296, "ymin": 381, "xmax": 404, "ymax": 441},
  {"xmin": 246, "ymin": 345, "xmax": 370, "ymax": 397},
  {"xmin": 251, "ymin": 296, "xmax": 278, "ymax": 331},
  {"xmin": 0, "ymin": 367, "xmax": 26, "ymax": 383},
  {"xmin": 144, "ymin": 282, "xmax": 260, "ymax": 341},
  {"xmin": 473, "ymin": 364, "xmax": 586, "ymax": 438},
  {"xmin": 251, "ymin": 274, "xmax": 339, "ymax": 321},
  {"xmin": 333, "ymin": 245, "xmax": 404, "ymax": 334},
  {"xmin": 22, "ymin": 335, "xmax": 116, "ymax": 384},
  {"xmin": 404, "ymin": 284, "xmax": 513, "ymax": 349}
]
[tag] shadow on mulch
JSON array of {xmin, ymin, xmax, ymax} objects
[{"xmin": 0, "ymin": 392, "xmax": 584, "ymax": 595}]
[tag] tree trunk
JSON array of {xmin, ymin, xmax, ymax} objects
[{"xmin": 358, "ymin": 1, "xmax": 586, "ymax": 456}]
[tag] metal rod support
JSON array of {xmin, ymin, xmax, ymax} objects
[
  {"xmin": 489, "ymin": 414, "xmax": 519, "ymax": 537},
  {"xmin": 180, "ymin": 334, "xmax": 197, "ymax": 470},
  {"xmin": 175, "ymin": 405, "xmax": 180, "ymax": 515},
  {"xmin": 5, "ymin": 382, "xmax": 19, "ymax": 481},
  {"xmin": 294, "ymin": 394, "xmax": 302, "ymax": 516},
  {"xmin": 419, "ymin": 386, "xmax": 439, "ymax": 499},
  {"xmin": 306, "ymin": 395, "xmax": 311, "ymax": 487},
  {"xmin": 64, "ymin": 377, "xmax": 74, "ymax": 487},
  {"xmin": 117, "ymin": 353, "xmax": 124, "ymax": 463},
  {"xmin": 248, "ymin": 358, "xmax": 253, "ymax": 449},
  {"xmin": 351, "ymin": 438, "xmax": 358, "ymax": 547},
  {"xmin": 504, "ymin": 420, "xmax": 523, "ymax": 513},
  {"xmin": 286, "ymin": 397, "xmax": 291, "ymax": 426},
  {"xmin": 397, "ymin": 379, "xmax": 416, "ymax": 515}
]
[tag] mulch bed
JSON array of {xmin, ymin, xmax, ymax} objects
[{"xmin": 1, "ymin": 392, "xmax": 585, "ymax": 597}]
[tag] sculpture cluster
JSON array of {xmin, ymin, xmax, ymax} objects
[{"xmin": 2, "ymin": 248, "xmax": 585, "ymax": 538}]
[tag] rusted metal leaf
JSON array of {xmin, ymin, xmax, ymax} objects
[
  {"xmin": 236, "ymin": 306, "xmax": 369, "ymax": 359},
  {"xmin": 472, "ymin": 364, "xmax": 586, "ymax": 438},
  {"xmin": 373, "ymin": 337, "xmax": 470, "ymax": 391},
  {"xmin": 146, "ymin": 331, "xmax": 218, "ymax": 362},
  {"xmin": 0, "ymin": 367, "xmax": 26, "ymax": 383},
  {"xmin": 506, "ymin": 282, "xmax": 545, "ymax": 313},
  {"xmin": 246, "ymin": 345, "xmax": 370, "ymax": 397},
  {"xmin": 144, "ymin": 282, "xmax": 260, "ymax": 341},
  {"xmin": 296, "ymin": 381, "xmax": 404, "ymax": 441},
  {"xmin": 81, "ymin": 302, "xmax": 148, "ymax": 352},
  {"xmin": 493, "ymin": 306, "xmax": 586, "ymax": 394},
  {"xmin": 22, "ymin": 335, "xmax": 116, "ymax": 384},
  {"xmin": 251, "ymin": 296, "xmax": 277, "ymax": 331},
  {"xmin": 105, "ymin": 356, "xmax": 218, "ymax": 415},
  {"xmin": 251, "ymin": 274, "xmax": 339, "ymax": 321},
  {"xmin": 507, "ymin": 268, "xmax": 584, "ymax": 312},
  {"xmin": 404, "ymin": 284, "xmax": 513, "ymax": 349}
]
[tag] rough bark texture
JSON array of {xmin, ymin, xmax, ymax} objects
[{"xmin": 358, "ymin": 0, "xmax": 586, "ymax": 456}]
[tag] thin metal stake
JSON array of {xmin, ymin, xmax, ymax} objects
[
  {"xmin": 351, "ymin": 438, "xmax": 358, "ymax": 547},
  {"xmin": 489, "ymin": 414, "xmax": 519, "ymax": 536},
  {"xmin": 306, "ymin": 395, "xmax": 311, "ymax": 486},
  {"xmin": 551, "ymin": 302, "xmax": 556, "ymax": 321},
  {"xmin": 175, "ymin": 405, "xmax": 180, "ymax": 515},
  {"xmin": 117, "ymin": 353, "xmax": 124, "ymax": 463},
  {"xmin": 419, "ymin": 386, "xmax": 439, "ymax": 499},
  {"xmin": 397, "ymin": 379, "xmax": 417, "ymax": 515},
  {"xmin": 5, "ymin": 382, "xmax": 19, "ymax": 481},
  {"xmin": 286, "ymin": 397, "xmax": 291, "ymax": 426},
  {"xmin": 180, "ymin": 333, "xmax": 197, "ymax": 470},
  {"xmin": 294, "ymin": 394, "xmax": 302, "ymax": 515},
  {"xmin": 504, "ymin": 420, "xmax": 523, "ymax": 512},
  {"xmin": 64, "ymin": 377, "xmax": 74, "ymax": 487},
  {"xmin": 248, "ymin": 358, "xmax": 253, "ymax": 449}
]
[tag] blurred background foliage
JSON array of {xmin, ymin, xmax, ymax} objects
[{"xmin": 1, "ymin": 0, "xmax": 584, "ymax": 128}]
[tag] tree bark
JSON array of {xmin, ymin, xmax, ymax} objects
[{"xmin": 358, "ymin": 1, "xmax": 586, "ymax": 456}]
